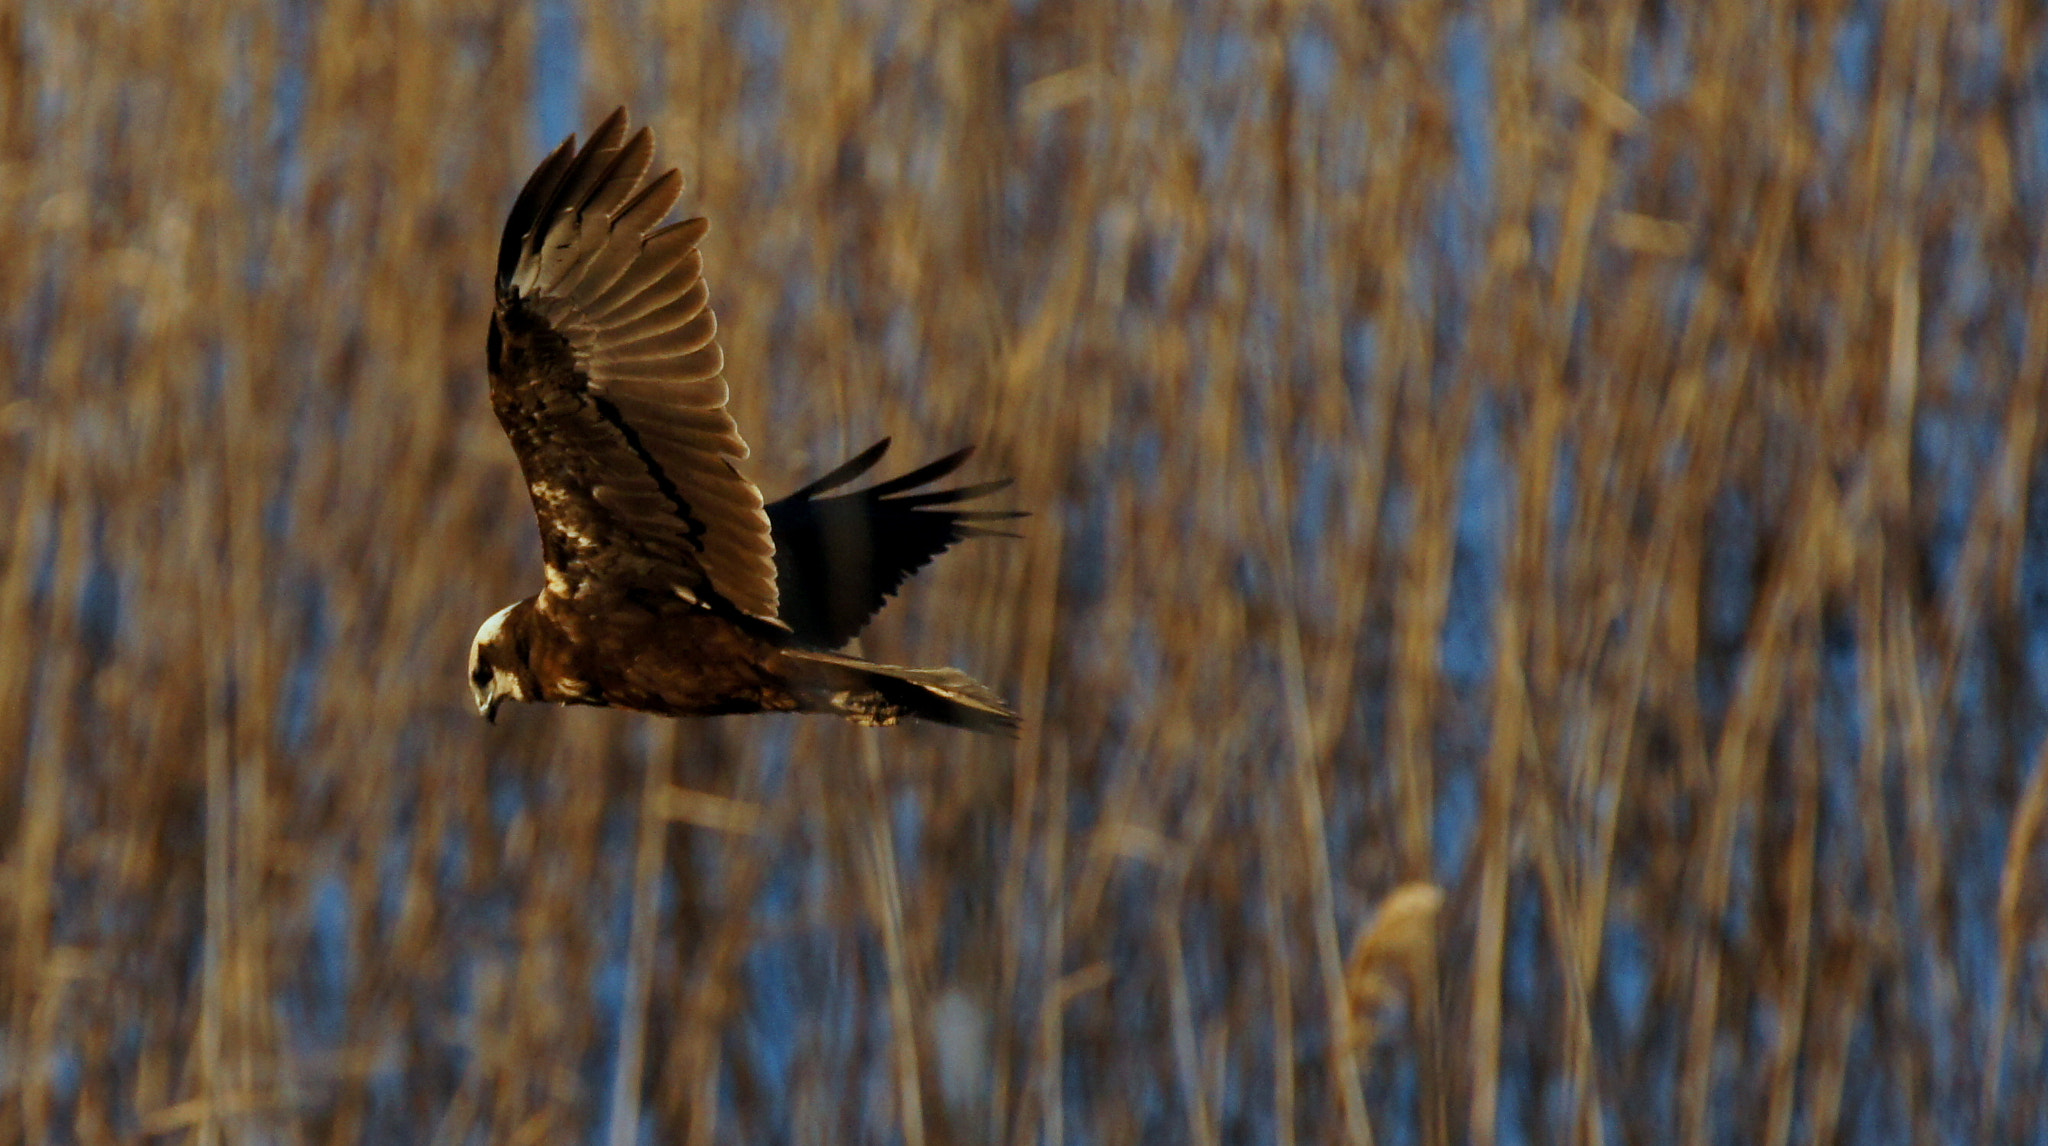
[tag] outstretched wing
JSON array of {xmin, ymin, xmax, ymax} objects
[
  {"xmin": 767, "ymin": 440, "xmax": 1022, "ymax": 648},
  {"xmin": 489, "ymin": 107, "xmax": 780, "ymax": 622}
]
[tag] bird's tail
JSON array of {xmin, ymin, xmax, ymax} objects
[{"xmin": 783, "ymin": 648, "xmax": 1019, "ymax": 736}]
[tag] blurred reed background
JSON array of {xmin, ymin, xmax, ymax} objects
[{"xmin": 4, "ymin": 0, "xmax": 2048, "ymax": 1142}]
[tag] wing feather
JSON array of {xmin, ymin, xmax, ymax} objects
[
  {"xmin": 606, "ymin": 302, "xmax": 718, "ymax": 352},
  {"xmin": 602, "ymin": 378, "xmax": 729, "ymax": 409},
  {"xmin": 489, "ymin": 108, "xmax": 780, "ymax": 621},
  {"xmin": 497, "ymin": 138, "xmax": 576, "ymax": 288},
  {"xmin": 594, "ymin": 264, "xmax": 707, "ymax": 328},
  {"xmin": 569, "ymin": 171, "xmax": 681, "ymax": 301},
  {"xmin": 513, "ymin": 110, "xmax": 629, "ymax": 295},
  {"xmin": 767, "ymin": 441, "xmax": 1023, "ymax": 648},
  {"xmin": 586, "ymin": 222, "xmax": 708, "ymax": 314},
  {"xmin": 535, "ymin": 137, "xmax": 650, "ymax": 293},
  {"xmin": 599, "ymin": 328, "xmax": 718, "ymax": 369}
]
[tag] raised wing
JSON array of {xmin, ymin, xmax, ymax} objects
[
  {"xmin": 489, "ymin": 108, "xmax": 779, "ymax": 622},
  {"xmin": 767, "ymin": 440, "xmax": 1022, "ymax": 648}
]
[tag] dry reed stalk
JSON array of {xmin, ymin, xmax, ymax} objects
[
  {"xmin": 851, "ymin": 723, "xmax": 930, "ymax": 1146},
  {"xmin": 1988, "ymin": 729, "xmax": 2048, "ymax": 1133},
  {"xmin": 604, "ymin": 723, "xmax": 673, "ymax": 1146}
]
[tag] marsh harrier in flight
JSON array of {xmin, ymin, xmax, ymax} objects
[{"xmin": 469, "ymin": 109, "xmax": 1018, "ymax": 734}]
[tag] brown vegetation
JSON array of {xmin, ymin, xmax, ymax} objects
[{"xmin": 3, "ymin": 0, "xmax": 2046, "ymax": 1142}]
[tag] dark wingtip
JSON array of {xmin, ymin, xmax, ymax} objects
[
  {"xmin": 498, "ymin": 132, "xmax": 579, "ymax": 289},
  {"xmin": 894, "ymin": 478, "xmax": 1015, "ymax": 508},
  {"xmin": 521, "ymin": 107, "xmax": 632, "ymax": 266},
  {"xmin": 787, "ymin": 438, "xmax": 894, "ymax": 500},
  {"xmin": 766, "ymin": 443, "xmax": 1022, "ymax": 648},
  {"xmin": 863, "ymin": 446, "xmax": 977, "ymax": 498}
]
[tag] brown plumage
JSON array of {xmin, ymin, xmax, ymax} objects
[{"xmin": 469, "ymin": 108, "xmax": 1019, "ymax": 735}]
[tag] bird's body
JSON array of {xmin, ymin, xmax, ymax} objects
[
  {"xmin": 475, "ymin": 597, "xmax": 793, "ymax": 717},
  {"xmin": 468, "ymin": 108, "xmax": 1018, "ymax": 734}
]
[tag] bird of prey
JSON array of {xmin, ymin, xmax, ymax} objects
[{"xmin": 469, "ymin": 108, "xmax": 1019, "ymax": 734}]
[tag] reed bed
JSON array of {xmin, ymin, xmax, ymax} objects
[{"xmin": 4, "ymin": 0, "xmax": 2046, "ymax": 1142}]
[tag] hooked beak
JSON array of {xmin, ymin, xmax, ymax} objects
[{"xmin": 474, "ymin": 679, "xmax": 503, "ymax": 724}]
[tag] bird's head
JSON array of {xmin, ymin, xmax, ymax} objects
[{"xmin": 469, "ymin": 600, "xmax": 534, "ymax": 723}]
